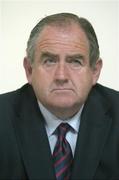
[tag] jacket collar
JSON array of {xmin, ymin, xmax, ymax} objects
[
  {"xmin": 13, "ymin": 84, "xmax": 56, "ymax": 179},
  {"xmin": 71, "ymin": 85, "xmax": 112, "ymax": 179},
  {"xmin": 13, "ymin": 84, "xmax": 112, "ymax": 179}
]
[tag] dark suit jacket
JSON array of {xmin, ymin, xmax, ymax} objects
[{"xmin": 0, "ymin": 83, "xmax": 119, "ymax": 180}]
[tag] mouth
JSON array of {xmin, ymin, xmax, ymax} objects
[{"xmin": 51, "ymin": 88, "xmax": 74, "ymax": 92}]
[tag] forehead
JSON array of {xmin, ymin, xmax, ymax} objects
[{"xmin": 35, "ymin": 23, "xmax": 89, "ymax": 54}]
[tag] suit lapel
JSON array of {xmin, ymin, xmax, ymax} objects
[
  {"xmin": 71, "ymin": 87, "xmax": 112, "ymax": 179},
  {"xmin": 13, "ymin": 84, "xmax": 112, "ymax": 179},
  {"xmin": 13, "ymin": 85, "xmax": 55, "ymax": 179}
]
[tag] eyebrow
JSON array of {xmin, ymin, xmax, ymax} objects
[
  {"xmin": 40, "ymin": 51, "xmax": 58, "ymax": 59},
  {"xmin": 67, "ymin": 54, "xmax": 84, "ymax": 60},
  {"xmin": 40, "ymin": 51, "xmax": 85, "ymax": 60}
]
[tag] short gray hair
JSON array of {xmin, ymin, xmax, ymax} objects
[{"xmin": 26, "ymin": 13, "xmax": 100, "ymax": 67}]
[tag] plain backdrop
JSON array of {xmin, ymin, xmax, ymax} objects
[{"xmin": 0, "ymin": 0, "xmax": 119, "ymax": 93}]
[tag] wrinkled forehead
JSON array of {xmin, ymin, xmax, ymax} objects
[
  {"xmin": 34, "ymin": 24, "xmax": 90, "ymax": 60},
  {"xmin": 36, "ymin": 23, "xmax": 89, "ymax": 48}
]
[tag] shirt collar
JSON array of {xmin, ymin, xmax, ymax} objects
[{"xmin": 38, "ymin": 101, "xmax": 84, "ymax": 137}]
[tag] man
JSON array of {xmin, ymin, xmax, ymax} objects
[{"xmin": 0, "ymin": 13, "xmax": 119, "ymax": 180}]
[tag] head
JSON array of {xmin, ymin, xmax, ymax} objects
[{"xmin": 24, "ymin": 12, "xmax": 102, "ymax": 119}]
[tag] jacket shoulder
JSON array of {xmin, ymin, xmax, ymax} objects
[
  {"xmin": 95, "ymin": 83, "xmax": 119, "ymax": 98},
  {"xmin": 94, "ymin": 84, "xmax": 119, "ymax": 109},
  {"xmin": 0, "ymin": 83, "xmax": 32, "ymax": 107}
]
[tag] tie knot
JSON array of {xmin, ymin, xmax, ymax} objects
[{"xmin": 57, "ymin": 123, "xmax": 71, "ymax": 139}]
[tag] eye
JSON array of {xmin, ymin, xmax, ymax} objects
[
  {"xmin": 67, "ymin": 58, "xmax": 83, "ymax": 68},
  {"xmin": 72, "ymin": 59, "xmax": 82, "ymax": 65},
  {"xmin": 43, "ymin": 58, "xmax": 57, "ymax": 66}
]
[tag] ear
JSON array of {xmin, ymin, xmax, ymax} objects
[
  {"xmin": 92, "ymin": 58, "xmax": 103, "ymax": 85},
  {"xmin": 23, "ymin": 57, "xmax": 33, "ymax": 84}
]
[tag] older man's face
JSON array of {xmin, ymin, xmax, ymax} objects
[{"xmin": 24, "ymin": 24, "xmax": 102, "ymax": 118}]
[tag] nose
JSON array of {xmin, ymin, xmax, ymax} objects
[{"xmin": 54, "ymin": 62, "xmax": 69, "ymax": 82}]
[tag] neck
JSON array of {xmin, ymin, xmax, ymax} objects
[
  {"xmin": 44, "ymin": 104, "xmax": 83, "ymax": 120},
  {"xmin": 38, "ymin": 100, "xmax": 84, "ymax": 120}
]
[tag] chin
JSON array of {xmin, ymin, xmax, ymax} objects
[
  {"xmin": 49, "ymin": 99, "xmax": 77, "ymax": 109},
  {"xmin": 47, "ymin": 101, "xmax": 80, "ymax": 119}
]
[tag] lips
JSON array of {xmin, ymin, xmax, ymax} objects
[{"xmin": 51, "ymin": 88, "xmax": 74, "ymax": 92}]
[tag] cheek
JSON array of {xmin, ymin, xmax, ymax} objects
[
  {"xmin": 73, "ymin": 70, "xmax": 94, "ymax": 92},
  {"xmin": 31, "ymin": 70, "xmax": 51, "ymax": 94}
]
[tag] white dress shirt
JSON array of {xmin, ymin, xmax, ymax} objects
[{"xmin": 38, "ymin": 101, "xmax": 83, "ymax": 156}]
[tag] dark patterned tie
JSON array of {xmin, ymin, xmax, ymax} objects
[{"xmin": 53, "ymin": 123, "xmax": 73, "ymax": 180}]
